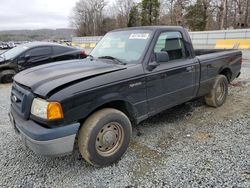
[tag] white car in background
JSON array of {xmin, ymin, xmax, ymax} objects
[
  {"xmin": 7, "ymin": 42, "xmax": 16, "ymax": 49},
  {"xmin": 0, "ymin": 42, "xmax": 9, "ymax": 49}
]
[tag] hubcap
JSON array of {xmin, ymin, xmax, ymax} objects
[
  {"xmin": 216, "ymin": 82, "xmax": 225, "ymax": 101},
  {"xmin": 95, "ymin": 122, "xmax": 124, "ymax": 157}
]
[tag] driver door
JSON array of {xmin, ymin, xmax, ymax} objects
[{"xmin": 146, "ymin": 31, "xmax": 197, "ymax": 116}]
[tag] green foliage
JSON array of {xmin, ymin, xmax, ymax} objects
[
  {"xmin": 141, "ymin": 0, "xmax": 160, "ymax": 26},
  {"xmin": 128, "ymin": 4, "xmax": 141, "ymax": 27},
  {"xmin": 185, "ymin": 0, "xmax": 207, "ymax": 31}
]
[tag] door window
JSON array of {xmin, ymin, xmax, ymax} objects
[
  {"xmin": 26, "ymin": 47, "xmax": 52, "ymax": 57},
  {"xmin": 18, "ymin": 47, "xmax": 52, "ymax": 65},
  {"xmin": 53, "ymin": 46, "xmax": 72, "ymax": 54},
  {"xmin": 154, "ymin": 31, "xmax": 188, "ymax": 61}
]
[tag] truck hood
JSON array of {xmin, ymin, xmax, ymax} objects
[{"xmin": 14, "ymin": 59, "xmax": 127, "ymax": 97}]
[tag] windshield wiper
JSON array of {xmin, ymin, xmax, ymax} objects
[{"xmin": 98, "ymin": 56, "xmax": 126, "ymax": 65}]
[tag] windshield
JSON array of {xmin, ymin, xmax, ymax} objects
[
  {"xmin": 1, "ymin": 45, "xmax": 29, "ymax": 60},
  {"xmin": 90, "ymin": 30, "xmax": 152, "ymax": 63}
]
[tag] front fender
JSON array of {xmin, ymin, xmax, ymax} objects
[
  {"xmin": 85, "ymin": 92, "xmax": 137, "ymax": 119},
  {"xmin": 62, "ymin": 91, "xmax": 138, "ymax": 125}
]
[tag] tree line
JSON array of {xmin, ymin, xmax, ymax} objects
[{"xmin": 71, "ymin": 0, "xmax": 250, "ymax": 36}]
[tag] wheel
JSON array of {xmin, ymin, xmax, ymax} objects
[
  {"xmin": 78, "ymin": 108, "xmax": 132, "ymax": 166},
  {"xmin": 205, "ymin": 75, "xmax": 228, "ymax": 107},
  {"xmin": 0, "ymin": 69, "xmax": 16, "ymax": 83}
]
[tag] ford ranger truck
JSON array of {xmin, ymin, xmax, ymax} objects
[{"xmin": 9, "ymin": 26, "xmax": 242, "ymax": 166}]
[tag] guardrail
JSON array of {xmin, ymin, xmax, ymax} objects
[
  {"xmin": 215, "ymin": 39, "xmax": 250, "ymax": 49},
  {"xmin": 190, "ymin": 29, "xmax": 250, "ymax": 49},
  {"xmin": 72, "ymin": 36, "xmax": 102, "ymax": 51}
]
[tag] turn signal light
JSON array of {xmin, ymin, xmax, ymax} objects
[{"xmin": 47, "ymin": 102, "xmax": 64, "ymax": 120}]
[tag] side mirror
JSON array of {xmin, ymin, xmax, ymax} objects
[
  {"xmin": 147, "ymin": 61, "xmax": 159, "ymax": 71},
  {"xmin": 23, "ymin": 54, "xmax": 31, "ymax": 63},
  {"xmin": 147, "ymin": 51, "xmax": 170, "ymax": 71},
  {"xmin": 155, "ymin": 51, "xmax": 169, "ymax": 63}
]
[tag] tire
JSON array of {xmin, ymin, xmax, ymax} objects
[
  {"xmin": 0, "ymin": 69, "xmax": 16, "ymax": 83},
  {"xmin": 78, "ymin": 108, "xmax": 132, "ymax": 166},
  {"xmin": 205, "ymin": 75, "xmax": 228, "ymax": 107}
]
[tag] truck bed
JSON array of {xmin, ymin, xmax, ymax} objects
[
  {"xmin": 194, "ymin": 49, "xmax": 234, "ymax": 56},
  {"xmin": 194, "ymin": 48, "xmax": 242, "ymax": 98},
  {"xmin": 195, "ymin": 49, "xmax": 241, "ymax": 62}
]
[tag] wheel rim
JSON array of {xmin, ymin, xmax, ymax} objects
[
  {"xmin": 95, "ymin": 122, "xmax": 124, "ymax": 157},
  {"xmin": 216, "ymin": 81, "xmax": 226, "ymax": 102}
]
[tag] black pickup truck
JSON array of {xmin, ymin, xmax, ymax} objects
[{"xmin": 9, "ymin": 26, "xmax": 242, "ymax": 166}]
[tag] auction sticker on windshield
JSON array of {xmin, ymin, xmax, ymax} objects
[{"xmin": 129, "ymin": 33, "xmax": 149, "ymax": 40}]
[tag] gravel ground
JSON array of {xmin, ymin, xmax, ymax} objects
[{"xmin": 0, "ymin": 62, "xmax": 250, "ymax": 188}]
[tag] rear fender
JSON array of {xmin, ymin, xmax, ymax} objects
[{"xmin": 218, "ymin": 66, "xmax": 232, "ymax": 81}]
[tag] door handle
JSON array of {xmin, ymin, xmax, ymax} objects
[{"xmin": 186, "ymin": 66, "xmax": 194, "ymax": 72}]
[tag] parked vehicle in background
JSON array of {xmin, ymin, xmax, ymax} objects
[
  {"xmin": 7, "ymin": 42, "xmax": 16, "ymax": 49},
  {"xmin": 0, "ymin": 42, "xmax": 87, "ymax": 83},
  {"xmin": 0, "ymin": 42, "xmax": 9, "ymax": 49},
  {"xmin": 9, "ymin": 26, "xmax": 241, "ymax": 166},
  {"xmin": 59, "ymin": 39, "xmax": 72, "ymax": 46}
]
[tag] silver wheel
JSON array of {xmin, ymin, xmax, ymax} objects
[
  {"xmin": 216, "ymin": 82, "xmax": 226, "ymax": 102},
  {"xmin": 96, "ymin": 122, "xmax": 124, "ymax": 157},
  {"xmin": 78, "ymin": 108, "xmax": 132, "ymax": 166},
  {"xmin": 205, "ymin": 75, "xmax": 228, "ymax": 108}
]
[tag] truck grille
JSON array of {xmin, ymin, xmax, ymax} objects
[{"xmin": 11, "ymin": 82, "xmax": 34, "ymax": 120}]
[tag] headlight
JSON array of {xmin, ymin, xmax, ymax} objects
[{"xmin": 31, "ymin": 98, "xmax": 64, "ymax": 120}]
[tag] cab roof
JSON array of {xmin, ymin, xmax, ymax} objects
[{"xmin": 112, "ymin": 26, "xmax": 185, "ymax": 32}]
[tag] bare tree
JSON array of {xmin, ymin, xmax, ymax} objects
[
  {"xmin": 220, "ymin": 0, "xmax": 227, "ymax": 29},
  {"xmin": 114, "ymin": 0, "xmax": 134, "ymax": 27},
  {"xmin": 70, "ymin": 0, "xmax": 250, "ymax": 36},
  {"xmin": 245, "ymin": 0, "xmax": 250, "ymax": 27},
  {"xmin": 157, "ymin": 0, "xmax": 250, "ymax": 29},
  {"xmin": 71, "ymin": 0, "xmax": 107, "ymax": 36}
]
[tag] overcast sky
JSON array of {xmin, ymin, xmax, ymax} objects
[{"xmin": 0, "ymin": 0, "xmax": 113, "ymax": 31}]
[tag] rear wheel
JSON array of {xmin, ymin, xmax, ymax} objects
[
  {"xmin": 78, "ymin": 108, "xmax": 132, "ymax": 166},
  {"xmin": 0, "ymin": 69, "xmax": 16, "ymax": 83},
  {"xmin": 205, "ymin": 75, "xmax": 228, "ymax": 107}
]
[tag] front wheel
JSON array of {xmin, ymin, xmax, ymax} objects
[
  {"xmin": 78, "ymin": 108, "xmax": 132, "ymax": 166},
  {"xmin": 0, "ymin": 69, "xmax": 16, "ymax": 83},
  {"xmin": 205, "ymin": 75, "xmax": 228, "ymax": 107}
]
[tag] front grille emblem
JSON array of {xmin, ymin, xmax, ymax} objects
[{"xmin": 12, "ymin": 95, "xmax": 18, "ymax": 103}]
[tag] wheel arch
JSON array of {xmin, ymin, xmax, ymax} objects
[
  {"xmin": 0, "ymin": 68, "xmax": 16, "ymax": 83},
  {"xmin": 79, "ymin": 99, "xmax": 137, "ymax": 127},
  {"xmin": 219, "ymin": 67, "xmax": 232, "ymax": 82}
]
